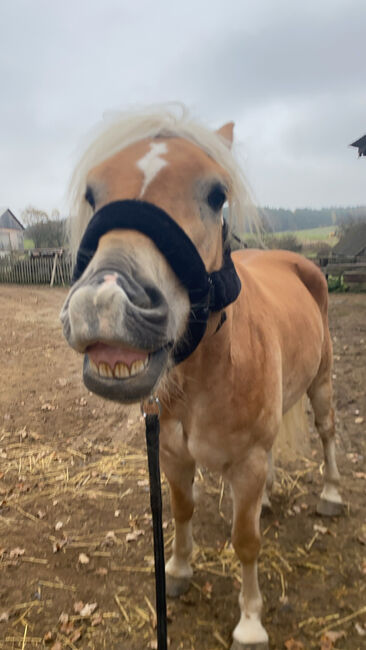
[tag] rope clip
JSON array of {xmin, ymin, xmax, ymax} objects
[{"xmin": 141, "ymin": 395, "xmax": 161, "ymax": 419}]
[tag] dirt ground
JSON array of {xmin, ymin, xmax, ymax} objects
[{"xmin": 0, "ymin": 286, "xmax": 365, "ymax": 650}]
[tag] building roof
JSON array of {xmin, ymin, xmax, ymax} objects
[
  {"xmin": 332, "ymin": 221, "xmax": 366, "ymax": 256},
  {"xmin": 0, "ymin": 208, "xmax": 25, "ymax": 231},
  {"xmin": 350, "ymin": 134, "xmax": 366, "ymax": 157}
]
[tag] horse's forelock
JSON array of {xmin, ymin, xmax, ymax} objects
[{"xmin": 68, "ymin": 104, "xmax": 258, "ymax": 260}]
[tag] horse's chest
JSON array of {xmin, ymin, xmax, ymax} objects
[
  {"xmin": 187, "ymin": 430, "xmax": 226, "ymax": 471},
  {"xmin": 185, "ymin": 410, "xmax": 245, "ymax": 472}
]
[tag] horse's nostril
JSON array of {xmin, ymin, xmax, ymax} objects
[
  {"xmin": 144, "ymin": 286, "xmax": 165, "ymax": 309},
  {"xmin": 127, "ymin": 284, "xmax": 165, "ymax": 311}
]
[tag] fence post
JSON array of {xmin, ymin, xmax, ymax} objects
[{"xmin": 50, "ymin": 253, "xmax": 58, "ymax": 287}]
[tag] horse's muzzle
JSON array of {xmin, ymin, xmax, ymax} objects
[{"xmin": 60, "ymin": 268, "xmax": 172, "ymax": 402}]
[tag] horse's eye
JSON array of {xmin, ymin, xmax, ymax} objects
[
  {"xmin": 207, "ymin": 184, "xmax": 227, "ymax": 212},
  {"xmin": 85, "ymin": 186, "xmax": 95, "ymax": 210}
]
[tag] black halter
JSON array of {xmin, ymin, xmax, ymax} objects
[{"xmin": 72, "ymin": 200, "xmax": 241, "ymax": 364}]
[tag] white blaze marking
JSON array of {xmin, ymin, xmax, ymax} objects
[{"xmin": 137, "ymin": 142, "xmax": 168, "ymax": 197}]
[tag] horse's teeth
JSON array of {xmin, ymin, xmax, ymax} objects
[
  {"xmin": 130, "ymin": 359, "xmax": 146, "ymax": 376},
  {"xmin": 114, "ymin": 362, "xmax": 130, "ymax": 378},
  {"xmin": 91, "ymin": 358, "xmax": 148, "ymax": 379},
  {"xmin": 89, "ymin": 359, "xmax": 99, "ymax": 374},
  {"xmin": 99, "ymin": 362, "xmax": 113, "ymax": 378}
]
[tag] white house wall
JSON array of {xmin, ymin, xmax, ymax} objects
[{"xmin": 0, "ymin": 229, "xmax": 24, "ymax": 251}]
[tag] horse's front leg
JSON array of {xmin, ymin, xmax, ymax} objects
[
  {"xmin": 160, "ymin": 419, "xmax": 196, "ymax": 597},
  {"xmin": 228, "ymin": 448, "xmax": 269, "ymax": 650}
]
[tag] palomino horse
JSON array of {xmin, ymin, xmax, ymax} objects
[{"xmin": 60, "ymin": 108, "xmax": 343, "ymax": 649}]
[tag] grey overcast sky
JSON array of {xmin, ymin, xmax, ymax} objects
[{"xmin": 1, "ymin": 0, "xmax": 365, "ymax": 218}]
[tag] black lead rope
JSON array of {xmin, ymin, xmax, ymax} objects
[{"xmin": 142, "ymin": 398, "xmax": 167, "ymax": 650}]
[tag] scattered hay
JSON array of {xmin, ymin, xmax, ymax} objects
[{"xmin": 0, "ymin": 425, "xmax": 364, "ymax": 648}]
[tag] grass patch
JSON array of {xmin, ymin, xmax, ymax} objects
[
  {"xmin": 327, "ymin": 275, "xmax": 348, "ymax": 292},
  {"xmin": 24, "ymin": 238, "xmax": 35, "ymax": 250},
  {"xmin": 242, "ymin": 226, "xmax": 338, "ymax": 246},
  {"xmin": 271, "ymin": 226, "xmax": 338, "ymax": 244}
]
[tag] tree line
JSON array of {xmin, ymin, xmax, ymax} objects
[
  {"xmin": 22, "ymin": 206, "xmax": 66, "ymax": 248},
  {"xmin": 259, "ymin": 205, "xmax": 366, "ymax": 232}
]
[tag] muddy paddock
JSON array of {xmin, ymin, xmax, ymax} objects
[{"xmin": 0, "ymin": 286, "xmax": 365, "ymax": 649}]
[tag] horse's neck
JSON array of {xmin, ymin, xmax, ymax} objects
[{"xmin": 160, "ymin": 305, "xmax": 237, "ymax": 412}]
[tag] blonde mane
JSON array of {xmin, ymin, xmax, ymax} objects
[{"xmin": 68, "ymin": 104, "xmax": 257, "ymax": 258}]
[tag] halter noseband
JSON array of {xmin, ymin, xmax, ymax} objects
[{"xmin": 72, "ymin": 200, "xmax": 241, "ymax": 364}]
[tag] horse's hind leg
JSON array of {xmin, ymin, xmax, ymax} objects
[
  {"xmin": 160, "ymin": 420, "xmax": 195, "ymax": 597},
  {"xmin": 261, "ymin": 450, "xmax": 274, "ymax": 512},
  {"xmin": 308, "ymin": 342, "xmax": 343, "ymax": 516}
]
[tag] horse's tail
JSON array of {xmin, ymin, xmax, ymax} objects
[{"xmin": 274, "ymin": 396, "xmax": 310, "ymax": 463}]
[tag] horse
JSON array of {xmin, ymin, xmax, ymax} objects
[{"xmin": 60, "ymin": 107, "xmax": 343, "ymax": 649}]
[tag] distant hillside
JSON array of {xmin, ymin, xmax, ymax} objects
[{"xmin": 260, "ymin": 206, "xmax": 366, "ymax": 232}]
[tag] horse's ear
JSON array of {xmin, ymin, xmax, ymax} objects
[{"xmin": 216, "ymin": 122, "xmax": 235, "ymax": 148}]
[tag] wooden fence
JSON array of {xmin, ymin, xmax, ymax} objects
[
  {"xmin": 318, "ymin": 254, "xmax": 366, "ymax": 291},
  {"xmin": 0, "ymin": 254, "xmax": 72, "ymax": 286}
]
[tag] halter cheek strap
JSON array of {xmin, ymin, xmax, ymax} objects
[{"xmin": 72, "ymin": 200, "xmax": 241, "ymax": 364}]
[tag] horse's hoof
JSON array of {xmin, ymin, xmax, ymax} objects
[
  {"xmin": 261, "ymin": 491, "xmax": 272, "ymax": 514},
  {"xmin": 231, "ymin": 641, "xmax": 269, "ymax": 650},
  {"xmin": 316, "ymin": 499, "xmax": 344, "ymax": 517},
  {"xmin": 165, "ymin": 574, "xmax": 190, "ymax": 598},
  {"xmin": 261, "ymin": 501, "xmax": 272, "ymax": 515}
]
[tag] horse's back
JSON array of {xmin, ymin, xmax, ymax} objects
[
  {"xmin": 231, "ymin": 248, "xmax": 330, "ymax": 413},
  {"xmin": 233, "ymin": 248, "xmax": 328, "ymax": 316}
]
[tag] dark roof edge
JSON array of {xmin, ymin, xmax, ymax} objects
[{"xmin": 0, "ymin": 209, "xmax": 25, "ymax": 230}]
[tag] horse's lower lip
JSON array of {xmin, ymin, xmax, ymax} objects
[{"xmin": 82, "ymin": 347, "xmax": 169, "ymax": 403}]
